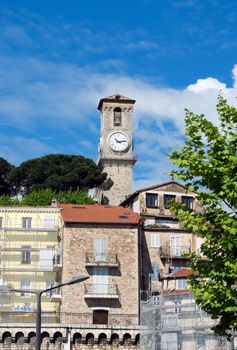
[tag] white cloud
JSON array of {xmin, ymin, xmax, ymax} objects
[
  {"xmin": 0, "ymin": 53, "xmax": 236, "ymax": 188},
  {"xmin": 187, "ymin": 77, "xmax": 227, "ymax": 93}
]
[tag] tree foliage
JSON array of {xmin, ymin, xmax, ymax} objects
[
  {"xmin": 0, "ymin": 158, "xmax": 14, "ymax": 195},
  {"xmin": 23, "ymin": 189, "xmax": 95, "ymax": 206},
  {"xmin": 0, "ymin": 189, "xmax": 95, "ymax": 206},
  {"xmin": 8, "ymin": 154, "xmax": 107, "ymax": 193},
  {"xmin": 0, "ymin": 195, "xmax": 19, "ymax": 206},
  {"xmin": 169, "ymin": 95, "xmax": 237, "ymax": 337}
]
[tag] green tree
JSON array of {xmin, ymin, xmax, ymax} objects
[
  {"xmin": 8, "ymin": 154, "xmax": 107, "ymax": 193},
  {"xmin": 22, "ymin": 189, "xmax": 95, "ymax": 206},
  {"xmin": 169, "ymin": 95, "xmax": 237, "ymax": 337},
  {"xmin": 0, "ymin": 158, "xmax": 14, "ymax": 195},
  {"xmin": 0, "ymin": 195, "xmax": 20, "ymax": 206}
]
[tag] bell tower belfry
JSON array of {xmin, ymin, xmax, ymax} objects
[{"xmin": 97, "ymin": 94, "xmax": 137, "ymax": 205}]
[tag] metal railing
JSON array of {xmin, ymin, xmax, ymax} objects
[
  {"xmin": 159, "ymin": 245, "xmax": 192, "ymax": 257},
  {"xmin": 85, "ymin": 253, "xmax": 119, "ymax": 266},
  {"xmin": 84, "ymin": 284, "xmax": 119, "ymax": 297}
]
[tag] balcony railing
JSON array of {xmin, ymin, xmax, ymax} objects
[
  {"xmin": 0, "ymin": 252, "xmax": 60, "ymax": 272},
  {"xmin": 84, "ymin": 284, "xmax": 119, "ymax": 299},
  {"xmin": 85, "ymin": 253, "xmax": 119, "ymax": 267},
  {"xmin": 49, "ymin": 287, "xmax": 61, "ymax": 302},
  {"xmin": 159, "ymin": 245, "xmax": 192, "ymax": 258},
  {"xmin": 0, "ymin": 221, "xmax": 57, "ymax": 231}
]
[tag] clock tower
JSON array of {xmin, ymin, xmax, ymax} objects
[{"xmin": 98, "ymin": 94, "xmax": 137, "ymax": 205}]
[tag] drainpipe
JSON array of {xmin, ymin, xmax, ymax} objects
[{"xmin": 64, "ymin": 327, "xmax": 72, "ymax": 350}]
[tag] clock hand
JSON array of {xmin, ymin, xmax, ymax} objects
[{"xmin": 115, "ymin": 138, "xmax": 126, "ymax": 143}]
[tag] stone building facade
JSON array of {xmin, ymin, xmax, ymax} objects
[
  {"xmin": 0, "ymin": 325, "xmax": 140, "ymax": 349},
  {"xmin": 97, "ymin": 94, "xmax": 137, "ymax": 205},
  {"xmin": 59, "ymin": 204, "xmax": 141, "ymax": 327}
]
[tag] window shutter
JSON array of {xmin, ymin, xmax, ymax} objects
[
  {"xmin": 40, "ymin": 249, "xmax": 54, "ymax": 267},
  {"xmin": 151, "ymin": 265, "xmax": 159, "ymax": 280},
  {"xmin": 43, "ymin": 215, "xmax": 55, "ymax": 228},
  {"xmin": 151, "ymin": 234, "xmax": 160, "ymax": 247},
  {"xmin": 94, "ymin": 238, "xmax": 108, "ymax": 261}
]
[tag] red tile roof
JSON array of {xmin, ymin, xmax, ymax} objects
[
  {"xmin": 172, "ymin": 268, "xmax": 197, "ymax": 278},
  {"xmin": 60, "ymin": 204, "xmax": 140, "ymax": 224},
  {"xmin": 161, "ymin": 289, "xmax": 190, "ymax": 294}
]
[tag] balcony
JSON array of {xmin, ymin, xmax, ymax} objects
[
  {"xmin": 53, "ymin": 254, "xmax": 62, "ymax": 271},
  {"xmin": 159, "ymin": 245, "xmax": 192, "ymax": 258},
  {"xmin": 1, "ymin": 221, "xmax": 58, "ymax": 232},
  {"xmin": 84, "ymin": 284, "xmax": 119, "ymax": 299},
  {"xmin": 85, "ymin": 253, "xmax": 119, "ymax": 268},
  {"xmin": 49, "ymin": 287, "xmax": 61, "ymax": 302}
]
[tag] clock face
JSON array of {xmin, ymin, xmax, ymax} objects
[{"xmin": 109, "ymin": 132, "xmax": 129, "ymax": 152}]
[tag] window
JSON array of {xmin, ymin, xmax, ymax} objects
[
  {"xmin": 170, "ymin": 236, "xmax": 181, "ymax": 256},
  {"xmin": 0, "ymin": 217, "xmax": 2, "ymax": 228},
  {"xmin": 22, "ymin": 217, "xmax": 32, "ymax": 228},
  {"xmin": 21, "ymin": 246, "xmax": 31, "ymax": 264},
  {"xmin": 46, "ymin": 279, "xmax": 55, "ymax": 296},
  {"xmin": 151, "ymin": 234, "xmax": 160, "ymax": 248},
  {"xmin": 40, "ymin": 249, "xmax": 54, "ymax": 267},
  {"xmin": 181, "ymin": 196, "xmax": 194, "ymax": 210},
  {"xmin": 196, "ymin": 330, "xmax": 206, "ymax": 347},
  {"xmin": 164, "ymin": 194, "xmax": 176, "ymax": 208},
  {"xmin": 93, "ymin": 310, "xmax": 109, "ymax": 325},
  {"xmin": 146, "ymin": 193, "xmax": 158, "ymax": 208},
  {"xmin": 177, "ymin": 278, "xmax": 187, "ymax": 289},
  {"xmin": 94, "ymin": 237, "xmax": 108, "ymax": 262},
  {"xmin": 218, "ymin": 336, "xmax": 227, "ymax": 346},
  {"xmin": 174, "ymin": 301, "xmax": 182, "ymax": 314},
  {"xmin": 20, "ymin": 279, "xmax": 31, "ymax": 297},
  {"xmin": 151, "ymin": 265, "xmax": 159, "ymax": 280},
  {"xmin": 43, "ymin": 215, "xmax": 55, "ymax": 228},
  {"xmin": 113, "ymin": 107, "xmax": 122, "ymax": 126},
  {"xmin": 93, "ymin": 267, "xmax": 108, "ymax": 293}
]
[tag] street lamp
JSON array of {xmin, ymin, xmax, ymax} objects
[{"xmin": 0, "ymin": 275, "xmax": 89, "ymax": 350}]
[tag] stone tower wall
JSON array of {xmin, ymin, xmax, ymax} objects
[{"xmin": 98, "ymin": 96, "xmax": 136, "ymax": 205}]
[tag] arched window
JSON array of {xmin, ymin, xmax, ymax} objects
[
  {"xmin": 113, "ymin": 107, "xmax": 122, "ymax": 126},
  {"xmin": 73, "ymin": 333, "xmax": 82, "ymax": 345}
]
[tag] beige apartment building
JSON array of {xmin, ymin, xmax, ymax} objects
[{"xmin": 0, "ymin": 205, "xmax": 62, "ymax": 323}]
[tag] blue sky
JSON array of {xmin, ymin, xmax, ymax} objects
[{"xmin": 0, "ymin": 0, "xmax": 237, "ymax": 189}]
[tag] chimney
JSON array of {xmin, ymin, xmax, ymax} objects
[{"xmin": 51, "ymin": 198, "xmax": 59, "ymax": 207}]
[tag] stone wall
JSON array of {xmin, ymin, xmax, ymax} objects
[
  {"xmin": 0, "ymin": 325, "xmax": 140, "ymax": 349},
  {"xmin": 100, "ymin": 160, "xmax": 134, "ymax": 205},
  {"xmin": 60, "ymin": 224, "xmax": 139, "ymax": 325}
]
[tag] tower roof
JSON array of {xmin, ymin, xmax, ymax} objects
[{"xmin": 97, "ymin": 93, "xmax": 136, "ymax": 110}]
